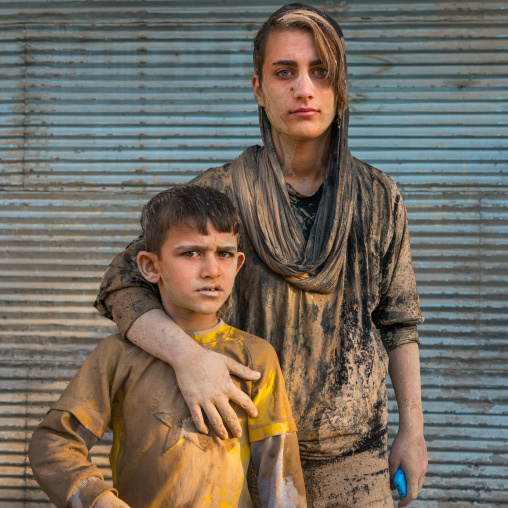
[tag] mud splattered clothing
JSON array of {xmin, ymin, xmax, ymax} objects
[
  {"xmin": 95, "ymin": 157, "xmax": 423, "ymax": 462},
  {"xmin": 94, "ymin": 2, "xmax": 423, "ymax": 502},
  {"xmin": 302, "ymin": 445, "xmax": 393, "ymax": 507},
  {"xmin": 28, "ymin": 321, "xmax": 306, "ymax": 508}
]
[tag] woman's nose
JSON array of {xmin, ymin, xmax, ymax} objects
[{"xmin": 293, "ymin": 72, "xmax": 315, "ymax": 98}]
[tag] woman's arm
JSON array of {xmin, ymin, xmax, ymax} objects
[
  {"xmin": 95, "ymin": 238, "xmax": 260, "ymax": 439},
  {"xmin": 388, "ymin": 342, "xmax": 428, "ymax": 507},
  {"xmin": 127, "ymin": 309, "xmax": 259, "ymax": 439}
]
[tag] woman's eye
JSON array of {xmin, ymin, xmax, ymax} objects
[{"xmin": 314, "ymin": 67, "xmax": 328, "ymax": 77}]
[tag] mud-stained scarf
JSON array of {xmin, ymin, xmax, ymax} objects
[{"xmin": 231, "ymin": 3, "xmax": 356, "ymax": 294}]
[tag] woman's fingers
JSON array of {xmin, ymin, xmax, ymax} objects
[
  {"xmin": 187, "ymin": 403, "xmax": 208, "ymax": 435},
  {"xmin": 174, "ymin": 348, "xmax": 257, "ymax": 439},
  {"xmin": 202, "ymin": 403, "xmax": 229, "ymax": 440},
  {"xmin": 224, "ymin": 357, "xmax": 259, "ymax": 419},
  {"xmin": 226, "ymin": 357, "xmax": 261, "ymax": 381},
  {"xmin": 214, "ymin": 398, "xmax": 243, "ymax": 438}
]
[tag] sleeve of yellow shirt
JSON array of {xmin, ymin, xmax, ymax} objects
[
  {"xmin": 247, "ymin": 338, "xmax": 297, "ymax": 442},
  {"xmin": 251, "ymin": 433, "xmax": 307, "ymax": 507},
  {"xmin": 28, "ymin": 410, "xmax": 117, "ymax": 508}
]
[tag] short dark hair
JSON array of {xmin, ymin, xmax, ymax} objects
[{"xmin": 141, "ymin": 185, "xmax": 241, "ymax": 257}]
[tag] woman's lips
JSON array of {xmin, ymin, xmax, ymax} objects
[{"xmin": 291, "ymin": 108, "xmax": 319, "ymax": 117}]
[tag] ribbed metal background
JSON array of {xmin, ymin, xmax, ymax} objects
[{"xmin": 1, "ymin": 1, "xmax": 506, "ymax": 506}]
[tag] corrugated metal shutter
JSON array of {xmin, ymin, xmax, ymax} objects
[{"xmin": 1, "ymin": 2, "xmax": 506, "ymax": 506}]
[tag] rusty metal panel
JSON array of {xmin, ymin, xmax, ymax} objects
[
  {"xmin": 0, "ymin": 26, "xmax": 25, "ymax": 186},
  {"xmin": 0, "ymin": 1, "xmax": 507, "ymax": 506},
  {"xmin": 0, "ymin": 1, "xmax": 506, "ymax": 24}
]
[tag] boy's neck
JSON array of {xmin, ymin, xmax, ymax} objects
[{"xmin": 162, "ymin": 302, "xmax": 220, "ymax": 335}]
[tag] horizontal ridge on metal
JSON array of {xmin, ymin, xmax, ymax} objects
[{"xmin": 1, "ymin": 1, "xmax": 507, "ymax": 506}]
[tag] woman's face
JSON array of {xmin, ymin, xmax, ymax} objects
[{"xmin": 253, "ymin": 28, "xmax": 336, "ymax": 143}]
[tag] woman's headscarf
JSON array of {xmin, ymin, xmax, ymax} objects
[{"xmin": 231, "ymin": 3, "xmax": 355, "ymax": 294}]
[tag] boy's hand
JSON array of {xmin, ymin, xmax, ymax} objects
[
  {"xmin": 94, "ymin": 492, "xmax": 131, "ymax": 508},
  {"xmin": 173, "ymin": 343, "xmax": 260, "ymax": 440}
]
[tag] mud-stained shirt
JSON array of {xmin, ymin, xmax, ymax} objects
[
  {"xmin": 28, "ymin": 321, "xmax": 305, "ymax": 508},
  {"xmin": 95, "ymin": 159, "xmax": 423, "ymax": 461}
]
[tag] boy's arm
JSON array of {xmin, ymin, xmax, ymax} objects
[
  {"xmin": 95, "ymin": 238, "xmax": 260, "ymax": 440},
  {"xmin": 92, "ymin": 492, "xmax": 131, "ymax": 508},
  {"xmin": 247, "ymin": 339, "xmax": 307, "ymax": 507},
  {"xmin": 29, "ymin": 410, "xmax": 120, "ymax": 508},
  {"xmin": 251, "ymin": 433, "xmax": 307, "ymax": 507}
]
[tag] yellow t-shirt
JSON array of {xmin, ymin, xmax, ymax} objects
[{"xmin": 51, "ymin": 320, "xmax": 297, "ymax": 508}]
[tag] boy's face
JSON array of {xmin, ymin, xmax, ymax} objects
[{"xmin": 137, "ymin": 222, "xmax": 244, "ymax": 331}]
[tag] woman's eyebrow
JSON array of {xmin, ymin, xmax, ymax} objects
[
  {"xmin": 272, "ymin": 59, "xmax": 324, "ymax": 66},
  {"xmin": 272, "ymin": 60, "xmax": 297, "ymax": 66}
]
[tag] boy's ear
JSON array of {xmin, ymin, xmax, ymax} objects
[
  {"xmin": 236, "ymin": 252, "xmax": 245, "ymax": 275},
  {"xmin": 137, "ymin": 251, "xmax": 160, "ymax": 283}
]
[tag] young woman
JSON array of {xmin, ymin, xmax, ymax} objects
[{"xmin": 96, "ymin": 4, "xmax": 428, "ymax": 506}]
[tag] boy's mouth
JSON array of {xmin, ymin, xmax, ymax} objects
[{"xmin": 197, "ymin": 285, "xmax": 223, "ymax": 297}]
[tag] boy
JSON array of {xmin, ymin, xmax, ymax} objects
[{"xmin": 29, "ymin": 185, "xmax": 306, "ymax": 508}]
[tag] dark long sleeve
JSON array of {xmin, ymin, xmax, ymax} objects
[
  {"xmin": 94, "ymin": 237, "xmax": 164, "ymax": 337},
  {"xmin": 371, "ymin": 189, "xmax": 424, "ymax": 351}
]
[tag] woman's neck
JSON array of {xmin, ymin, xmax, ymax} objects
[{"xmin": 272, "ymin": 127, "xmax": 331, "ymax": 196}]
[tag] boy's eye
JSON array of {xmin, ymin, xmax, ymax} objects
[
  {"xmin": 218, "ymin": 251, "xmax": 233, "ymax": 258},
  {"xmin": 182, "ymin": 251, "xmax": 198, "ymax": 257}
]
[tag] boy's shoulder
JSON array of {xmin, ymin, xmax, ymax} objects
[
  {"xmin": 92, "ymin": 331, "xmax": 138, "ymax": 354},
  {"xmin": 227, "ymin": 324, "xmax": 277, "ymax": 358},
  {"xmin": 198, "ymin": 321, "xmax": 279, "ymax": 372},
  {"xmin": 82, "ymin": 332, "xmax": 146, "ymax": 372}
]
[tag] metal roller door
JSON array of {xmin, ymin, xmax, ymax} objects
[{"xmin": 0, "ymin": 2, "xmax": 506, "ymax": 506}]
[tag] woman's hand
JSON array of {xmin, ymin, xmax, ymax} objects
[
  {"xmin": 172, "ymin": 342, "xmax": 260, "ymax": 439},
  {"xmin": 127, "ymin": 310, "xmax": 260, "ymax": 439},
  {"xmin": 389, "ymin": 427, "xmax": 428, "ymax": 506},
  {"xmin": 388, "ymin": 342, "xmax": 428, "ymax": 507}
]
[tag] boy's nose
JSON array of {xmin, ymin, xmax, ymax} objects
[{"xmin": 200, "ymin": 254, "xmax": 220, "ymax": 278}]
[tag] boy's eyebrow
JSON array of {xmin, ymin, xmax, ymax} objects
[
  {"xmin": 173, "ymin": 244, "xmax": 237, "ymax": 252},
  {"xmin": 272, "ymin": 59, "xmax": 323, "ymax": 66}
]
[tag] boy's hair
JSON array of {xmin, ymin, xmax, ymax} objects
[
  {"xmin": 253, "ymin": 6, "xmax": 348, "ymax": 115},
  {"xmin": 141, "ymin": 185, "xmax": 241, "ymax": 257}
]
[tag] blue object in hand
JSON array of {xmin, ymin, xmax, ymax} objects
[{"xmin": 394, "ymin": 468, "xmax": 407, "ymax": 499}]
